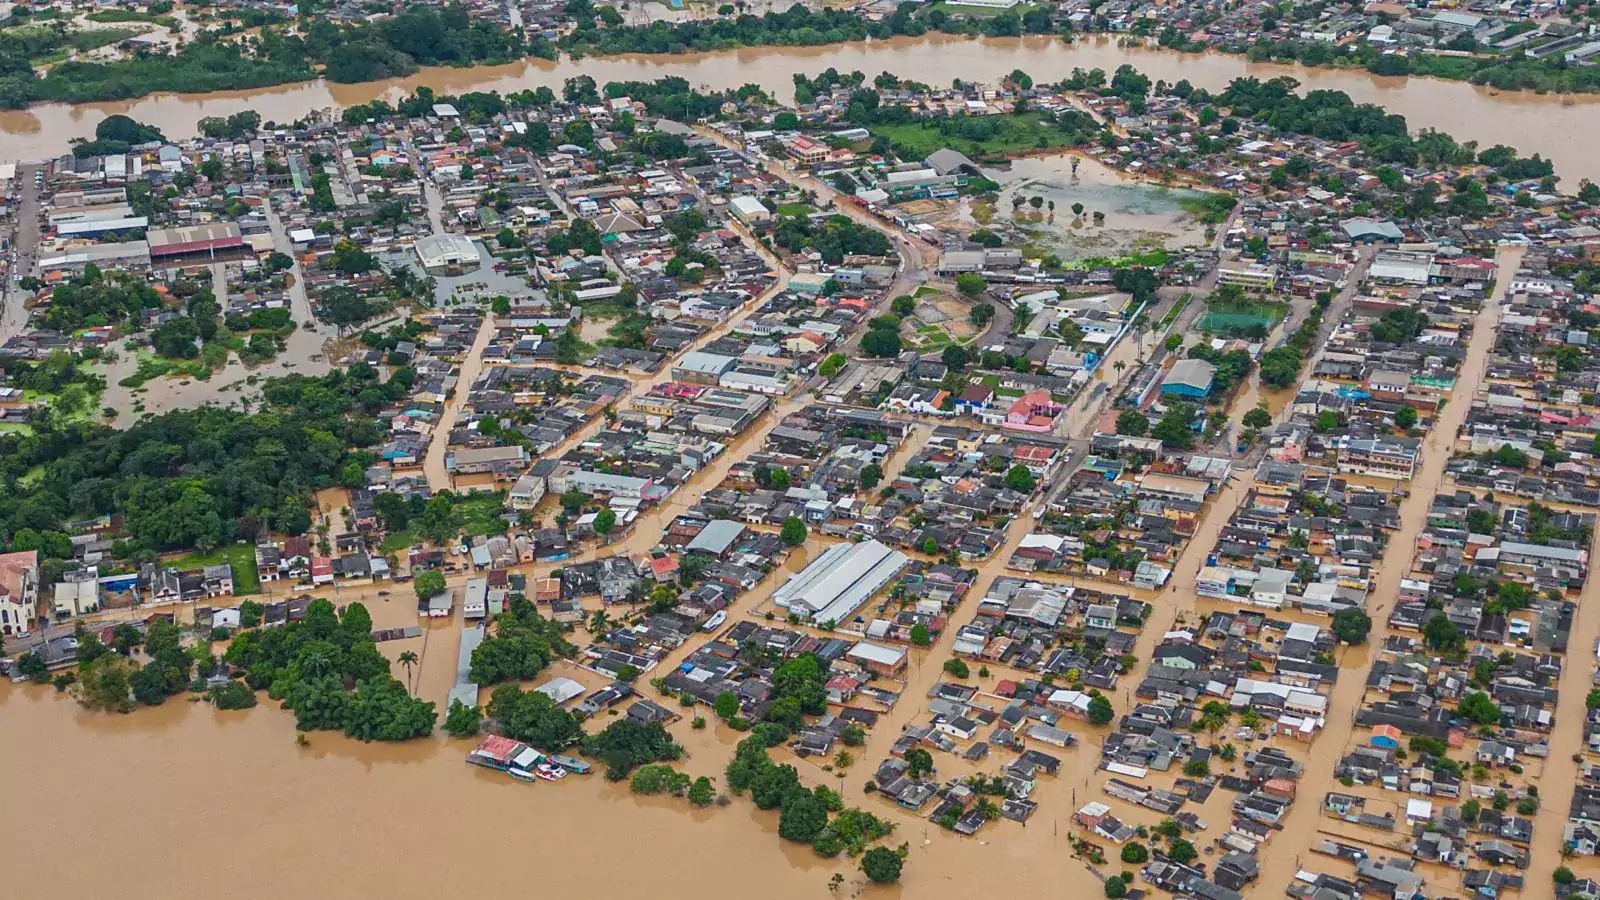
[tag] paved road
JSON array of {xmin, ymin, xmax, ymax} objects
[{"xmin": 1, "ymin": 163, "xmax": 41, "ymax": 345}]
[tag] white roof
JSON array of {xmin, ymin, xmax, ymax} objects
[{"xmin": 847, "ymin": 641, "xmax": 906, "ymax": 667}]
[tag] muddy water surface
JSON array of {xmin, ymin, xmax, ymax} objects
[{"xmin": 2, "ymin": 36, "xmax": 1598, "ymax": 183}]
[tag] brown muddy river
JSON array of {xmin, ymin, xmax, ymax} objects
[{"xmin": 2, "ymin": 35, "xmax": 1598, "ymax": 183}]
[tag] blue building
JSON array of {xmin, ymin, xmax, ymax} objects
[{"xmin": 1159, "ymin": 359, "xmax": 1216, "ymax": 399}]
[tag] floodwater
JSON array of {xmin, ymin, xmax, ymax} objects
[
  {"xmin": 94, "ymin": 196, "xmax": 333, "ymax": 419},
  {"xmin": 987, "ymin": 155, "xmax": 1209, "ymax": 258},
  {"xmin": 1, "ymin": 35, "xmax": 1597, "ymax": 183},
  {"xmin": 1252, "ymin": 248, "xmax": 1526, "ymax": 892}
]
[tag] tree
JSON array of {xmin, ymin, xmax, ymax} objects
[
  {"xmin": 443, "ymin": 700, "xmax": 482, "ymax": 737},
  {"xmin": 909, "ymin": 623, "xmax": 931, "ymax": 646},
  {"xmin": 714, "ymin": 691, "xmax": 741, "ymax": 720},
  {"xmin": 413, "ymin": 569, "xmax": 446, "ymax": 603},
  {"xmin": 689, "ymin": 776, "xmax": 716, "ymax": 806},
  {"xmin": 1423, "ymin": 613, "xmax": 1465, "ymax": 653},
  {"xmin": 780, "ymin": 516, "xmax": 807, "ymax": 546},
  {"xmin": 1105, "ymin": 876, "xmax": 1128, "ymax": 899},
  {"xmin": 398, "ymin": 650, "xmax": 420, "ymax": 693},
  {"xmin": 905, "ymin": 747, "xmax": 934, "ymax": 778},
  {"xmin": 860, "ymin": 846, "xmax": 903, "ymax": 884},
  {"xmin": 943, "ymin": 658, "xmax": 970, "ymax": 679},
  {"xmin": 1555, "ymin": 867, "xmax": 1576, "ymax": 886},
  {"xmin": 1088, "ymin": 693, "xmax": 1115, "ymax": 726},
  {"xmin": 1116, "ymin": 409, "xmax": 1149, "ymax": 437},
  {"xmin": 1395, "ymin": 405, "xmax": 1419, "ymax": 430},
  {"xmin": 1152, "ymin": 403, "xmax": 1197, "ymax": 450},
  {"xmin": 1242, "ymin": 405, "xmax": 1272, "ymax": 429},
  {"xmin": 891, "ymin": 295, "xmax": 916, "ymax": 317},
  {"xmin": 955, "ymin": 274, "xmax": 987, "ymax": 297},
  {"xmin": 15, "ymin": 652, "xmax": 49, "ymax": 683},
  {"xmin": 1121, "ymin": 842, "xmax": 1149, "ymax": 864},
  {"xmin": 859, "ymin": 463, "xmax": 883, "ymax": 491},
  {"xmin": 1168, "ymin": 838, "xmax": 1197, "ymax": 864},
  {"xmin": 860, "ymin": 328, "xmax": 902, "ymax": 358},
  {"xmin": 1457, "ymin": 691, "xmax": 1501, "ymax": 726},
  {"xmin": 941, "ymin": 344, "xmax": 969, "ymax": 371},
  {"xmin": 779, "ymin": 791, "xmax": 830, "ymax": 842},
  {"xmin": 1183, "ymin": 758, "xmax": 1210, "ymax": 778},
  {"xmin": 1164, "ymin": 333, "xmax": 1183, "ymax": 352},
  {"xmin": 1004, "ymin": 464, "xmax": 1036, "ymax": 492},
  {"xmin": 582, "ymin": 719, "xmax": 684, "ymax": 780},
  {"xmin": 1332, "ymin": 609, "xmax": 1371, "ymax": 645},
  {"xmin": 593, "ymin": 508, "xmax": 617, "ymax": 536}
]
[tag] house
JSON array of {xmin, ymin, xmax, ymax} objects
[
  {"xmin": 847, "ymin": 641, "xmax": 909, "ymax": 678},
  {"xmin": 508, "ymin": 473, "xmax": 546, "ymax": 511},
  {"xmin": 1003, "ymin": 390, "xmax": 1064, "ymax": 433},
  {"xmin": 0, "ymin": 550, "xmax": 40, "ymax": 635}
]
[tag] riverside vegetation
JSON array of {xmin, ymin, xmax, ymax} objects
[{"xmin": 4, "ymin": 0, "xmax": 1600, "ymax": 109}]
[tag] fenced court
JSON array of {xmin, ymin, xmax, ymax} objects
[{"xmin": 1197, "ymin": 301, "xmax": 1285, "ymax": 337}]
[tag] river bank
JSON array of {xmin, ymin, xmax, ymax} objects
[{"xmin": 3, "ymin": 35, "xmax": 1600, "ymax": 183}]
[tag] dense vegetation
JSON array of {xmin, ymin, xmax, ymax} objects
[
  {"xmin": 469, "ymin": 596, "xmax": 577, "ymax": 685},
  {"xmin": 224, "ymin": 599, "xmax": 437, "ymax": 740},
  {"xmin": 771, "ymin": 213, "xmax": 891, "ymax": 265},
  {"xmin": 1241, "ymin": 37, "xmax": 1600, "ymax": 95},
  {"xmin": 0, "ymin": 366, "xmax": 408, "ymax": 567}
]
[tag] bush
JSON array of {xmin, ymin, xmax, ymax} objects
[
  {"xmin": 860, "ymin": 846, "xmax": 903, "ymax": 883},
  {"xmin": 688, "ymin": 776, "xmax": 716, "ymax": 807},
  {"xmin": 630, "ymin": 763, "xmax": 691, "ymax": 796},
  {"xmin": 443, "ymin": 700, "xmax": 482, "ymax": 737},
  {"xmin": 209, "ymin": 678, "xmax": 257, "ymax": 710}
]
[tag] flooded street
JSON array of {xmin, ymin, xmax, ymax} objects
[
  {"xmin": 1, "ymin": 36, "xmax": 1597, "ymax": 183},
  {"xmin": 93, "ymin": 196, "xmax": 335, "ymax": 418},
  {"xmin": 1251, "ymin": 248, "xmax": 1521, "ymax": 893}
]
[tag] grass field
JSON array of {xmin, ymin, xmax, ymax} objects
[
  {"xmin": 173, "ymin": 543, "xmax": 261, "ymax": 596},
  {"xmin": 869, "ymin": 111, "xmax": 1088, "ymax": 161},
  {"xmin": 456, "ymin": 492, "xmax": 509, "ymax": 539},
  {"xmin": 930, "ymin": 0, "xmax": 1042, "ymax": 16}
]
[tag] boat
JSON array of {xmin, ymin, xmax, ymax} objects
[
  {"xmin": 549, "ymin": 755, "xmax": 591, "ymax": 774},
  {"xmin": 702, "ymin": 610, "xmax": 727, "ymax": 632},
  {"xmin": 535, "ymin": 763, "xmax": 566, "ymax": 781},
  {"xmin": 507, "ymin": 746, "xmax": 546, "ymax": 781}
]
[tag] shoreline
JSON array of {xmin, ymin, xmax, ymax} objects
[
  {"xmin": 9, "ymin": 30, "xmax": 1600, "ymax": 118},
  {"xmin": 3, "ymin": 34, "xmax": 1600, "ymax": 174}
]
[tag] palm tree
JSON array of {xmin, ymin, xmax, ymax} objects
[
  {"xmin": 588, "ymin": 609, "xmax": 611, "ymax": 637},
  {"xmin": 398, "ymin": 650, "xmax": 419, "ymax": 694},
  {"xmin": 300, "ymin": 646, "xmax": 334, "ymax": 680},
  {"xmin": 1113, "ymin": 360, "xmax": 1126, "ymax": 377}
]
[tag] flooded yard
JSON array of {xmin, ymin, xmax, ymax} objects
[{"xmin": 977, "ymin": 155, "xmax": 1210, "ymax": 261}]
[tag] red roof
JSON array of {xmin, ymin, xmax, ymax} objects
[{"xmin": 149, "ymin": 235, "xmax": 246, "ymax": 257}]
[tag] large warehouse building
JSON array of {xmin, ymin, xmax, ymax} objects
[
  {"xmin": 415, "ymin": 233, "xmax": 481, "ymax": 274},
  {"xmin": 774, "ymin": 539, "xmax": 910, "ymax": 626},
  {"xmin": 146, "ymin": 223, "xmax": 246, "ymax": 265}
]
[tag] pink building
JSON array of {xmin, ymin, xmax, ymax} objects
[{"xmin": 1003, "ymin": 390, "xmax": 1064, "ymax": 433}]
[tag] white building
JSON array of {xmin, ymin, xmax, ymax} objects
[{"xmin": 774, "ymin": 539, "xmax": 910, "ymax": 626}]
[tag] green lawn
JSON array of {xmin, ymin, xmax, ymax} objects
[
  {"xmin": 776, "ymin": 203, "xmax": 815, "ymax": 216},
  {"xmin": 869, "ymin": 111, "xmax": 1091, "ymax": 161},
  {"xmin": 930, "ymin": 0, "xmax": 1042, "ymax": 16},
  {"xmin": 173, "ymin": 543, "xmax": 261, "ymax": 596},
  {"xmin": 379, "ymin": 530, "xmax": 415, "ymax": 555},
  {"xmin": 454, "ymin": 492, "xmax": 509, "ymax": 538}
]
